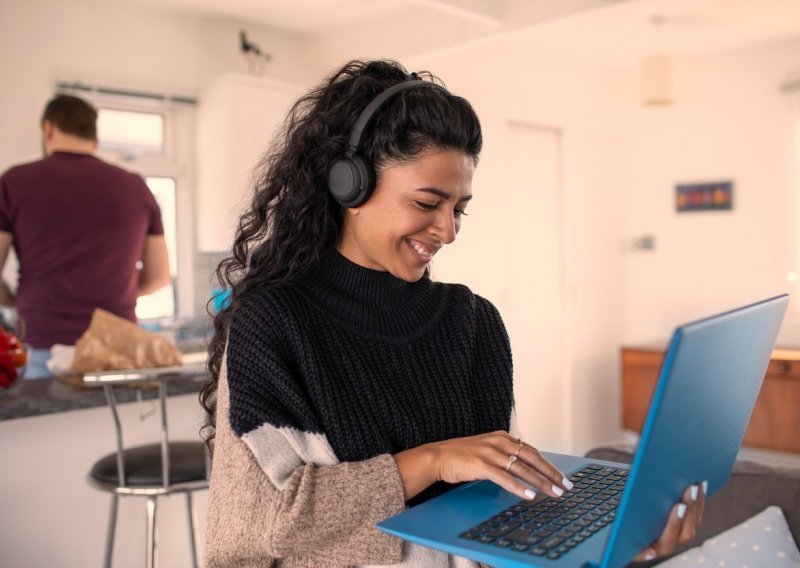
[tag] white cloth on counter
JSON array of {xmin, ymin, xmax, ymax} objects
[{"xmin": 46, "ymin": 344, "xmax": 75, "ymax": 374}]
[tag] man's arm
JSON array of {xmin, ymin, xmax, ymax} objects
[
  {"xmin": 0, "ymin": 231, "xmax": 15, "ymax": 306},
  {"xmin": 138, "ymin": 235, "xmax": 171, "ymax": 296}
]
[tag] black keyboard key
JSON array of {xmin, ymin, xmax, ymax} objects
[
  {"xmin": 506, "ymin": 529, "xmax": 542, "ymax": 545},
  {"xmin": 485, "ymin": 522, "xmax": 520, "ymax": 538},
  {"xmin": 529, "ymin": 546, "xmax": 548, "ymax": 556},
  {"xmin": 523, "ymin": 521, "xmax": 544, "ymax": 530},
  {"xmin": 511, "ymin": 542, "xmax": 530, "ymax": 552},
  {"xmin": 541, "ymin": 536, "xmax": 564, "ymax": 550},
  {"xmin": 494, "ymin": 538, "xmax": 512, "ymax": 548}
]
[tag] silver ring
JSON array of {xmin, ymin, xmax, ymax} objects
[
  {"xmin": 514, "ymin": 440, "xmax": 525, "ymax": 458},
  {"xmin": 506, "ymin": 454, "xmax": 518, "ymax": 473}
]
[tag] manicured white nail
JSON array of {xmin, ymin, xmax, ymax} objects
[
  {"xmin": 702, "ymin": 480, "xmax": 708, "ymax": 495},
  {"xmin": 643, "ymin": 550, "xmax": 657, "ymax": 561},
  {"xmin": 690, "ymin": 485, "xmax": 699, "ymax": 501},
  {"xmin": 562, "ymin": 477, "xmax": 574, "ymax": 490},
  {"xmin": 524, "ymin": 488, "xmax": 536, "ymax": 499},
  {"xmin": 552, "ymin": 485, "xmax": 564, "ymax": 497},
  {"xmin": 676, "ymin": 503, "xmax": 687, "ymax": 519}
]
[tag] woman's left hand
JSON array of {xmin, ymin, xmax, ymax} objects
[{"xmin": 634, "ymin": 481, "xmax": 707, "ymax": 563}]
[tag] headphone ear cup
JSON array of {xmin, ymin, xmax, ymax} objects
[{"xmin": 328, "ymin": 155, "xmax": 375, "ymax": 208}]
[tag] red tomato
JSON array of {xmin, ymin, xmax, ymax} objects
[
  {"xmin": 0, "ymin": 353, "xmax": 17, "ymax": 388},
  {"xmin": 10, "ymin": 348, "xmax": 26, "ymax": 367},
  {"xmin": 0, "ymin": 330, "xmax": 21, "ymax": 350},
  {"xmin": 0, "ymin": 331, "xmax": 10, "ymax": 351}
]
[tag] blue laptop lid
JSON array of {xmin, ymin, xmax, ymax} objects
[{"xmin": 601, "ymin": 294, "xmax": 789, "ymax": 568}]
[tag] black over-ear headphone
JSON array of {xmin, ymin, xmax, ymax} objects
[{"xmin": 327, "ymin": 79, "xmax": 447, "ymax": 208}]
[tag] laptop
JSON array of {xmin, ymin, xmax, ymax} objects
[{"xmin": 377, "ymin": 295, "xmax": 789, "ymax": 568}]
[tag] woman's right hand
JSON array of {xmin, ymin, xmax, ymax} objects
[{"xmin": 393, "ymin": 430, "xmax": 572, "ymax": 502}]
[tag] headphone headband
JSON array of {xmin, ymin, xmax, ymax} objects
[
  {"xmin": 328, "ymin": 78, "xmax": 449, "ymax": 208},
  {"xmin": 345, "ymin": 79, "xmax": 447, "ymax": 157}
]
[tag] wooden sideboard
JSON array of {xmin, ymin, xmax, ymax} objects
[{"xmin": 621, "ymin": 346, "xmax": 800, "ymax": 454}]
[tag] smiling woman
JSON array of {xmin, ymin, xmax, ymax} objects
[
  {"xmin": 337, "ymin": 149, "xmax": 475, "ymax": 282},
  {"xmin": 198, "ymin": 59, "xmax": 701, "ymax": 568}
]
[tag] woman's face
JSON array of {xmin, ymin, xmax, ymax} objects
[{"xmin": 338, "ymin": 148, "xmax": 475, "ymax": 282}]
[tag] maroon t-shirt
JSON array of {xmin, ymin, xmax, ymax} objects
[{"xmin": 0, "ymin": 151, "xmax": 164, "ymax": 348}]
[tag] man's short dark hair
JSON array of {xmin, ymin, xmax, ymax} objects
[{"xmin": 41, "ymin": 94, "xmax": 98, "ymax": 141}]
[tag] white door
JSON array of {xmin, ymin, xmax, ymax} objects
[{"xmin": 505, "ymin": 122, "xmax": 566, "ymax": 452}]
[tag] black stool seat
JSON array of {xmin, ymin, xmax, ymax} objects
[{"xmin": 91, "ymin": 441, "xmax": 207, "ymax": 486}]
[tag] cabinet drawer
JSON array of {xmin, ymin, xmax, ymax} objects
[
  {"xmin": 620, "ymin": 348, "xmax": 664, "ymax": 433},
  {"xmin": 765, "ymin": 359, "xmax": 800, "ymax": 379},
  {"xmin": 621, "ymin": 347, "xmax": 800, "ymax": 454}
]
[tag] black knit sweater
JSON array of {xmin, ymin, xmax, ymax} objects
[{"xmin": 226, "ymin": 251, "xmax": 514, "ymax": 503}]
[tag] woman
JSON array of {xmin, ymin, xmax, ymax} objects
[{"xmin": 201, "ymin": 60, "xmax": 703, "ymax": 567}]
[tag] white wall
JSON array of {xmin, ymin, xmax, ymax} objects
[
  {"xmin": 0, "ymin": 0, "xmax": 310, "ymax": 170},
  {"xmin": 621, "ymin": 36, "xmax": 800, "ymax": 346}
]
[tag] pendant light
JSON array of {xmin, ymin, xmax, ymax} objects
[{"xmin": 641, "ymin": 16, "xmax": 674, "ymax": 106}]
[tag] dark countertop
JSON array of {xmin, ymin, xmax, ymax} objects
[{"xmin": 0, "ymin": 374, "xmax": 208, "ymax": 421}]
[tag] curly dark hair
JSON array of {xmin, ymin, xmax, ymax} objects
[{"xmin": 200, "ymin": 59, "xmax": 483, "ymax": 450}]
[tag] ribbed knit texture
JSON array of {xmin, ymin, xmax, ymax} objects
[
  {"xmin": 227, "ymin": 251, "xmax": 514, "ymax": 468},
  {"xmin": 207, "ymin": 251, "xmax": 514, "ymax": 566}
]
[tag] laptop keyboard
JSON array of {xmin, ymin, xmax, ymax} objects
[{"xmin": 458, "ymin": 464, "xmax": 628, "ymax": 560}]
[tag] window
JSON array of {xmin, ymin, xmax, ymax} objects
[
  {"xmin": 135, "ymin": 177, "xmax": 177, "ymax": 320},
  {"xmin": 97, "ymin": 109, "xmax": 165, "ymax": 159}
]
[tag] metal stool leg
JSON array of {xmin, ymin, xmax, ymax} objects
[
  {"xmin": 103, "ymin": 493, "xmax": 119, "ymax": 568},
  {"xmin": 186, "ymin": 491, "xmax": 200, "ymax": 568},
  {"xmin": 146, "ymin": 496, "xmax": 158, "ymax": 568}
]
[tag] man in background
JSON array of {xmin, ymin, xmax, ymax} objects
[{"xmin": 0, "ymin": 94, "xmax": 171, "ymax": 378}]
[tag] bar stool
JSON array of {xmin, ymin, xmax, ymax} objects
[{"xmin": 85, "ymin": 366, "xmax": 209, "ymax": 568}]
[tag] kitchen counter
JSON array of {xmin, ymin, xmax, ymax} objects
[
  {"xmin": 0, "ymin": 373, "xmax": 208, "ymax": 421},
  {"xmin": 0, "ymin": 378, "xmax": 208, "ymax": 567}
]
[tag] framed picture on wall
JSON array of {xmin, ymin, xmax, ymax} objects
[{"xmin": 676, "ymin": 180, "xmax": 733, "ymax": 212}]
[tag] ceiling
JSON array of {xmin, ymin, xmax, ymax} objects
[{"xmin": 111, "ymin": 0, "xmax": 800, "ymax": 69}]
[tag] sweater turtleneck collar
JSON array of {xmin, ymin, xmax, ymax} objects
[{"xmin": 297, "ymin": 250, "xmax": 449, "ymax": 340}]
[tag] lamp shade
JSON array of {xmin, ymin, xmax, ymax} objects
[{"xmin": 641, "ymin": 54, "xmax": 674, "ymax": 105}]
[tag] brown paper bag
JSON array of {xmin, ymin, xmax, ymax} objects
[{"xmin": 72, "ymin": 309, "xmax": 183, "ymax": 373}]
